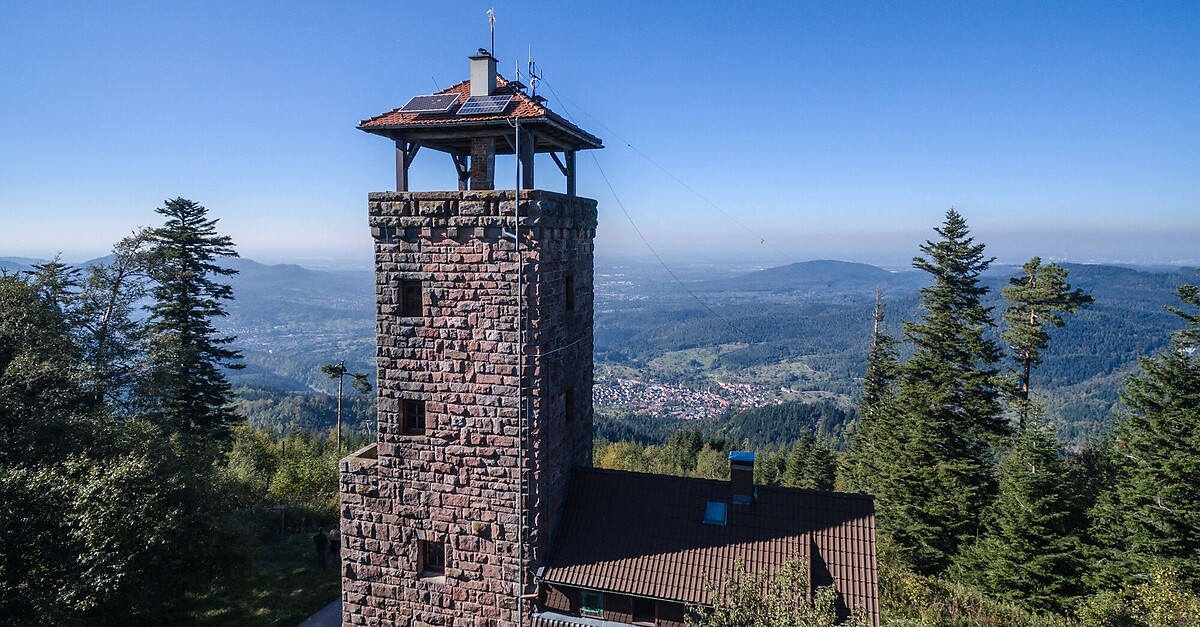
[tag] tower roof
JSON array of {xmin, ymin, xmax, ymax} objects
[{"xmin": 359, "ymin": 76, "xmax": 603, "ymax": 155}]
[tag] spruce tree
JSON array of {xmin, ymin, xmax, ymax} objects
[
  {"xmin": 1093, "ymin": 281, "xmax": 1200, "ymax": 589},
  {"xmin": 780, "ymin": 430, "xmax": 836, "ymax": 490},
  {"xmin": 142, "ymin": 198, "xmax": 243, "ymax": 441},
  {"xmin": 1001, "ymin": 257, "xmax": 1092, "ymax": 428},
  {"xmin": 888, "ymin": 209, "xmax": 1005, "ymax": 574},
  {"xmin": 955, "ymin": 423, "xmax": 1087, "ymax": 614},
  {"xmin": 842, "ymin": 292, "xmax": 902, "ymax": 494}
]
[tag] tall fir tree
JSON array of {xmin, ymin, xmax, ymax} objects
[
  {"xmin": 143, "ymin": 198, "xmax": 243, "ymax": 441},
  {"xmin": 1001, "ymin": 256, "xmax": 1092, "ymax": 429},
  {"xmin": 1092, "ymin": 281, "xmax": 1200, "ymax": 589},
  {"xmin": 887, "ymin": 209, "xmax": 1005, "ymax": 574},
  {"xmin": 954, "ymin": 423, "xmax": 1087, "ymax": 614}
]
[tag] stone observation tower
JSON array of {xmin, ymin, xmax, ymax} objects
[{"xmin": 339, "ymin": 50, "xmax": 603, "ymax": 627}]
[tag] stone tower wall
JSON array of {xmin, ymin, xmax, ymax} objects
[{"xmin": 341, "ymin": 190, "xmax": 596, "ymax": 627}]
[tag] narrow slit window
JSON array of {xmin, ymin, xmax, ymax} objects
[
  {"xmin": 565, "ymin": 274, "xmax": 576, "ymax": 311},
  {"xmin": 565, "ymin": 390, "xmax": 575, "ymax": 423},
  {"xmin": 399, "ymin": 279, "xmax": 423, "ymax": 317},
  {"xmin": 402, "ymin": 399, "xmax": 426, "ymax": 434},
  {"xmin": 419, "ymin": 539, "xmax": 445, "ymax": 576}
]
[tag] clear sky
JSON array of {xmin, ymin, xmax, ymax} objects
[{"xmin": 2, "ymin": 1, "xmax": 1197, "ymax": 269}]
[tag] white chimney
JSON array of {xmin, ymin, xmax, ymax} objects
[{"xmin": 469, "ymin": 49, "xmax": 497, "ymax": 96}]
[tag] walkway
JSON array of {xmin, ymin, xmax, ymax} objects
[{"xmin": 297, "ymin": 599, "xmax": 341, "ymax": 627}]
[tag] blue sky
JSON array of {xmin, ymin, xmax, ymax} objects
[{"xmin": 1, "ymin": 1, "xmax": 1197, "ymax": 269}]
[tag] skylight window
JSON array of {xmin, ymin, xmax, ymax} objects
[{"xmin": 703, "ymin": 501, "xmax": 727, "ymax": 526}]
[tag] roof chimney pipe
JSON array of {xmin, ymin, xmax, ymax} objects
[
  {"xmin": 729, "ymin": 451, "xmax": 755, "ymax": 505},
  {"xmin": 469, "ymin": 50, "xmax": 497, "ymax": 97}
]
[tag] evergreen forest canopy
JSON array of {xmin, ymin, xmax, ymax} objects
[
  {"xmin": 4, "ymin": 202, "xmax": 1200, "ymax": 625},
  {"xmin": 0, "ymin": 199, "xmax": 348, "ymax": 625},
  {"xmin": 600, "ymin": 210, "xmax": 1200, "ymax": 625}
]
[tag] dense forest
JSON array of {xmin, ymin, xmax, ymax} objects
[
  {"xmin": 598, "ymin": 211, "xmax": 1200, "ymax": 625},
  {"xmin": 5, "ymin": 203, "xmax": 1200, "ymax": 625},
  {"xmin": 0, "ymin": 200, "xmax": 348, "ymax": 626}
]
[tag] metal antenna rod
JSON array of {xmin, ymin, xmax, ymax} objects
[{"xmin": 487, "ymin": 8, "xmax": 496, "ymax": 55}]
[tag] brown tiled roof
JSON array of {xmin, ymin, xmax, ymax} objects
[
  {"xmin": 541, "ymin": 468, "xmax": 879, "ymax": 624},
  {"xmin": 358, "ymin": 77, "xmax": 601, "ymax": 152}
]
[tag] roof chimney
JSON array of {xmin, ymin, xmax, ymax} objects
[
  {"xmin": 469, "ymin": 49, "xmax": 497, "ymax": 96},
  {"xmin": 729, "ymin": 451, "xmax": 755, "ymax": 505}
]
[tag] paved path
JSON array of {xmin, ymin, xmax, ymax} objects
[{"xmin": 297, "ymin": 599, "xmax": 341, "ymax": 627}]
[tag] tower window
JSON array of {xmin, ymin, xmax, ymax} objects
[
  {"xmin": 565, "ymin": 274, "xmax": 576, "ymax": 311},
  {"xmin": 419, "ymin": 539, "xmax": 445, "ymax": 576},
  {"xmin": 402, "ymin": 399, "xmax": 426, "ymax": 434},
  {"xmin": 399, "ymin": 279, "xmax": 423, "ymax": 317}
]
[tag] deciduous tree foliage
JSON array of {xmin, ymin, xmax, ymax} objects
[
  {"xmin": 1092, "ymin": 281, "xmax": 1200, "ymax": 589},
  {"xmin": 0, "ymin": 272, "xmax": 222, "ymax": 625},
  {"xmin": 688, "ymin": 560, "xmax": 870, "ymax": 627}
]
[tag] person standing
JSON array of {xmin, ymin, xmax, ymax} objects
[
  {"xmin": 328, "ymin": 526, "xmax": 340, "ymax": 563},
  {"xmin": 313, "ymin": 529, "xmax": 328, "ymax": 569}
]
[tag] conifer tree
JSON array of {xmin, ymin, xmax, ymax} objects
[
  {"xmin": 781, "ymin": 430, "xmax": 835, "ymax": 490},
  {"xmin": 1093, "ymin": 281, "xmax": 1200, "ymax": 589},
  {"xmin": 842, "ymin": 292, "xmax": 901, "ymax": 494},
  {"xmin": 955, "ymin": 423, "xmax": 1087, "ymax": 614},
  {"xmin": 888, "ymin": 209, "xmax": 1005, "ymax": 574},
  {"xmin": 1001, "ymin": 257, "xmax": 1092, "ymax": 428},
  {"xmin": 142, "ymin": 198, "xmax": 243, "ymax": 441}
]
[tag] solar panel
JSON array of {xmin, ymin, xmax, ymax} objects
[
  {"xmin": 398, "ymin": 94, "xmax": 460, "ymax": 113},
  {"xmin": 456, "ymin": 95, "xmax": 513, "ymax": 116}
]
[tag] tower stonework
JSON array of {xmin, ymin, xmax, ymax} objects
[{"xmin": 340, "ymin": 189, "xmax": 596, "ymax": 627}]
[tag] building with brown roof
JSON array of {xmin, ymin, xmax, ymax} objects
[{"xmin": 340, "ymin": 49, "xmax": 878, "ymax": 627}]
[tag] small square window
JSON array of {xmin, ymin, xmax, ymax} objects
[
  {"xmin": 419, "ymin": 539, "xmax": 445, "ymax": 576},
  {"xmin": 581, "ymin": 590, "xmax": 604, "ymax": 618},
  {"xmin": 402, "ymin": 399, "xmax": 426, "ymax": 434},
  {"xmin": 399, "ymin": 280, "xmax": 423, "ymax": 317},
  {"xmin": 377, "ymin": 225, "xmax": 397, "ymax": 244},
  {"xmin": 565, "ymin": 274, "xmax": 576, "ymax": 312}
]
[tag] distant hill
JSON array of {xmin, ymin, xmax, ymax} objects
[
  {"xmin": 0, "ymin": 256, "xmax": 44, "ymax": 275},
  {"xmin": 595, "ymin": 258, "xmax": 1199, "ymax": 441},
  {"xmin": 7, "ymin": 250, "xmax": 1196, "ymax": 441},
  {"xmin": 1, "ymin": 254, "xmax": 377, "ymax": 394},
  {"xmin": 707, "ymin": 259, "xmax": 926, "ymax": 296}
]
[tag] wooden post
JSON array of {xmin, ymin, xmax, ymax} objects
[
  {"xmin": 452, "ymin": 153, "xmax": 470, "ymax": 191},
  {"xmin": 519, "ymin": 130, "xmax": 535, "ymax": 190},
  {"xmin": 395, "ymin": 141, "xmax": 420, "ymax": 192},
  {"xmin": 566, "ymin": 151, "xmax": 577, "ymax": 197}
]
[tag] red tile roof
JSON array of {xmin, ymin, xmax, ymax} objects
[
  {"xmin": 540, "ymin": 468, "xmax": 879, "ymax": 624},
  {"xmin": 358, "ymin": 77, "xmax": 601, "ymax": 152}
]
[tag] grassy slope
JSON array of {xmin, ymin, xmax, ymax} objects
[{"xmin": 186, "ymin": 534, "xmax": 340, "ymax": 627}]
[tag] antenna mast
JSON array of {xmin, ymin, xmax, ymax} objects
[
  {"xmin": 527, "ymin": 48, "xmax": 541, "ymax": 97},
  {"xmin": 487, "ymin": 8, "xmax": 496, "ymax": 56}
]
